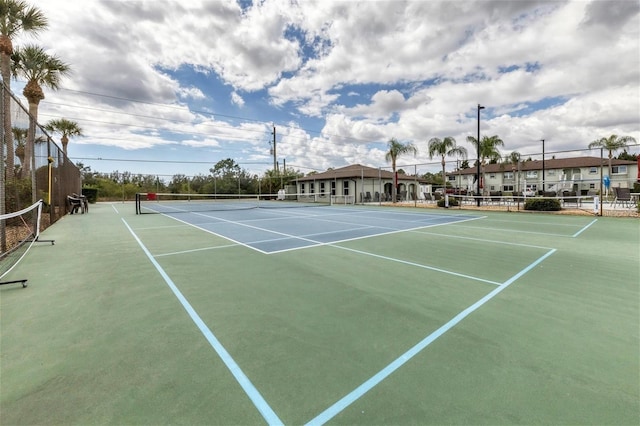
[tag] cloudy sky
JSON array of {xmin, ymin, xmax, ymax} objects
[{"xmin": 12, "ymin": 0, "xmax": 640, "ymax": 178}]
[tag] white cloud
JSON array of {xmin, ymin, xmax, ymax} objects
[
  {"xmin": 230, "ymin": 92, "xmax": 245, "ymax": 107},
  {"xmin": 21, "ymin": 0, "xmax": 640, "ymax": 176}
]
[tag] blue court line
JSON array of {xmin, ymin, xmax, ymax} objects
[
  {"xmin": 572, "ymin": 218, "xmax": 598, "ymax": 237},
  {"xmin": 122, "ymin": 219, "xmax": 283, "ymax": 425},
  {"xmin": 305, "ymin": 248, "xmax": 557, "ymax": 426}
]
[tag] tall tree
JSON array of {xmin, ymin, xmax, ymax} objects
[
  {"xmin": 0, "ymin": 0, "xmax": 47, "ymax": 180},
  {"xmin": 467, "ymin": 134, "xmax": 504, "ymax": 193},
  {"xmin": 427, "ymin": 136, "xmax": 467, "ymax": 191},
  {"xmin": 11, "ymin": 44, "xmax": 70, "ymax": 179},
  {"xmin": 384, "ymin": 137, "xmax": 417, "ymax": 203},
  {"xmin": 588, "ymin": 134, "xmax": 637, "ymax": 177},
  {"xmin": 44, "ymin": 118, "xmax": 83, "ymax": 155}
]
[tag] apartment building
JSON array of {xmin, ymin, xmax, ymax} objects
[{"xmin": 448, "ymin": 156, "xmax": 638, "ymax": 195}]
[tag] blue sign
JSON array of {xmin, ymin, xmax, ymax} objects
[{"xmin": 603, "ymin": 175, "xmax": 610, "ymax": 188}]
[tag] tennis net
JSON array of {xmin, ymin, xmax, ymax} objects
[
  {"xmin": 1, "ymin": 200, "xmax": 43, "ymax": 286},
  {"xmin": 135, "ymin": 192, "xmax": 336, "ymax": 214}
]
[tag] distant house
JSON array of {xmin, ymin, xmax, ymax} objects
[
  {"xmin": 448, "ymin": 156, "xmax": 638, "ymax": 195},
  {"xmin": 294, "ymin": 164, "xmax": 431, "ymax": 203}
]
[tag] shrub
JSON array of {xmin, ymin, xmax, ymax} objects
[
  {"xmin": 524, "ymin": 198, "xmax": 561, "ymax": 211},
  {"xmin": 437, "ymin": 198, "xmax": 459, "ymax": 207},
  {"xmin": 82, "ymin": 187, "xmax": 99, "ymax": 203}
]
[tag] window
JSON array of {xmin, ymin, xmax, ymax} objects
[
  {"xmin": 320, "ymin": 182, "xmax": 325, "ymax": 195},
  {"xmin": 589, "ymin": 167, "xmax": 598, "ymax": 174},
  {"xmin": 526, "ymin": 170, "xmax": 538, "ymax": 178},
  {"xmin": 547, "ymin": 170, "xmax": 555, "ymax": 176},
  {"xmin": 490, "ymin": 185, "xmax": 496, "ymax": 191},
  {"xmin": 331, "ymin": 181, "xmax": 336, "ymax": 196},
  {"xmin": 589, "ymin": 183, "xmax": 596, "ymax": 189},
  {"xmin": 310, "ymin": 182, "xmax": 315, "ymax": 194},
  {"xmin": 503, "ymin": 185, "xmax": 514, "ymax": 192},
  {"xmin": 489, "ymin": 173, "xmax": 496, "ymax": 179},
  {"xmin": 343, "ymin": 180, "xmax": 349, "ymax": 196},
  {"xmin": 448, "ymin": 175, "xmax": 456, "ymax": 181},
  {"xmin": 503, "ymin": 172, "xmax": 514, "ymax": 180},
  {"xmin": 300, "ymin": 183, "xmax": 305, "ymax": 194},
  {"xmin": 611, "ymin": 165, "xmax": 627, "ymax": 174}
]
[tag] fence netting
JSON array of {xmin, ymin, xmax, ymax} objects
[{"xmin": 1, "ymin": 81, "xmax": 81, "ymax": 255}]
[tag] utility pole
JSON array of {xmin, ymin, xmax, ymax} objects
[
  {"xmin": 476, "ymin": 104, "xmax": 485, "ymax": 206},
  {"xmin": 272, "ymin": 125, "xmax": 277, "ymax": 174}
]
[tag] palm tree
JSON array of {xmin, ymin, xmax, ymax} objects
[
  {"xmin": 11, "ymin": 126, "xmax": 26, "ymax": 175},
  {"xmin": 588, "ymin": 134, "xmax": 637, "ymax": 178},
  {"xmin": 0, "ymin": 0, "xmax": 47, "ymax": 180},
  {"xmin": 44, "ymin": 118, "xmax": 83, "ymax": 155},
  {"xmin": 11, "ymin": 44, "xmax": 70, "ymax": 180},
  {"xmin": 384, "ymin": 137, "xmax": 417, "ymax": 203},
  {"xmin": 427, "ymin": 136, "xmax": 467, "ymax": 192},
  {"xmin": 466, "ymin": 134, "xmax": 504, "ymax": 194}
]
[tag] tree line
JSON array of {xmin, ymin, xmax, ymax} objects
[{"xmin": 79, "ymin": 158, "xmax": 305, "ymax": 201}]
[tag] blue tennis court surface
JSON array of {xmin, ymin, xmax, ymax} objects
[{"xmin": 160, "ymin": 206, "xmax": 483, "ymax": 253}]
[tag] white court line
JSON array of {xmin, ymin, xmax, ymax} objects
[
  {"xmin": 330, "ymin": 245, "xmax": 501, "ymax": 286},
  {"xmin": 266, "ymin": 216, "xmax": 484, "ymax": 255},
  {"xmin": 412, "ymin": 230, "xmax": 556, "ymax": 250},
  {"xmin": 135, "ymin": 223, "xmax": 197, "ymax": 231},
  {"xmin": 151, "ymin": 208, "xmax": 484, "ymax": 255},
  {"xmin": 452, "ymin": 224, "xmax": 573, "ymax": 238},
  {"xmin": 478, "ymin": 216, "xmax": 591, "ymax": 228},
  {"xmin": 154, "ymin": 243, "xmax": 239, "ymax": 258}
]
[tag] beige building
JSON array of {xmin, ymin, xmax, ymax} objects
[
  {"xmin": 294, "ymin": 164, "xmax": 430, "ymax": 203},
  {"xmin": 449, "ymin": 156, "xmax": 638, "ymax": 195}
]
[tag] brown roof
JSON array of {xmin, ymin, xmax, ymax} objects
[
  {"xmin": 455, "ymin": 156, "xmax": 636, "ymax": 176},
  {"xmin": 296, "ymin": 164, "xmax": 421, "ymax": 182}
]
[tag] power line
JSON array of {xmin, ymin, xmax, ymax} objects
[
  {"xmin": 39, "ymin": 84, "xmax": 384, "ymax": 146},
  {"xmin": 71, "ymin": 156, "xmax": 272, "ymax": 165}
]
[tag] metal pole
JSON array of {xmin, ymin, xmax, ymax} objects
[
  {"xmin": 600, "ymin": 148, "xmax": 603, "ymax": 216},
  {"xmin": 378, "ymin": 168, "xmax": 382, "ymax": 205},
  {"xmin": 414, "ymin": 164, "xmax": 417, "ymax": 207},
  {"xmin": 272, "ymin": 125, "xmax": 277, "ymax": 173},
  {"xmin": 476, "ymin": 104, "xmax": 485, "ymax": 206},
  {"xmin": 541, "ymin": 139, "xmax": 545, "ymax": 194}
]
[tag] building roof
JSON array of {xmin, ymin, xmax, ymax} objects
[
  {"xmin": 455, "ymin": 156, "xmax": 636, "ymax": 176},
  {"xmin": 296, "ymin": 164, "xmax": 421, "ymax": 182},
  {"xmin": 294, "ymin": 157, "xmax": 636, "ymax": 181}
]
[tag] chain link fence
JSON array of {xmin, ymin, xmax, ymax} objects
[{"xmin": 2, "ymin": 81, "xmax": 81, "ymax": 236}]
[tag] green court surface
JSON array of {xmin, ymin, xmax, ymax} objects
[{"xmin": 1, "ymin": 202, "xmax": 638, "ymax": 425}]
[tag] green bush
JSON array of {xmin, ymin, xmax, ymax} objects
[
  {"xmin": 524, "ymin": 198, "xmax": 561, "ymax": 211},
  {"xmin": 437, "ymin": 198, "xmax": 459, "ymax": 207},
  {"xmin": 82, "ymin": 187, "xmax": 99, "ymax": 203}
]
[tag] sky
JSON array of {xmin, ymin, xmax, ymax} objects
[{"xmin": 11, "ymin": 0, "xmax": 640, "ymax": 179}]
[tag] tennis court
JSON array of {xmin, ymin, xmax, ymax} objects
[{"xmin": 1, "ymin": 201, "xmax": 638, "ymax": 425}]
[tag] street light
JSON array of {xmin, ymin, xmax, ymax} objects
[{"xmin": 476, "ymin": 104, "xmax": 485, "ymax": 206}]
